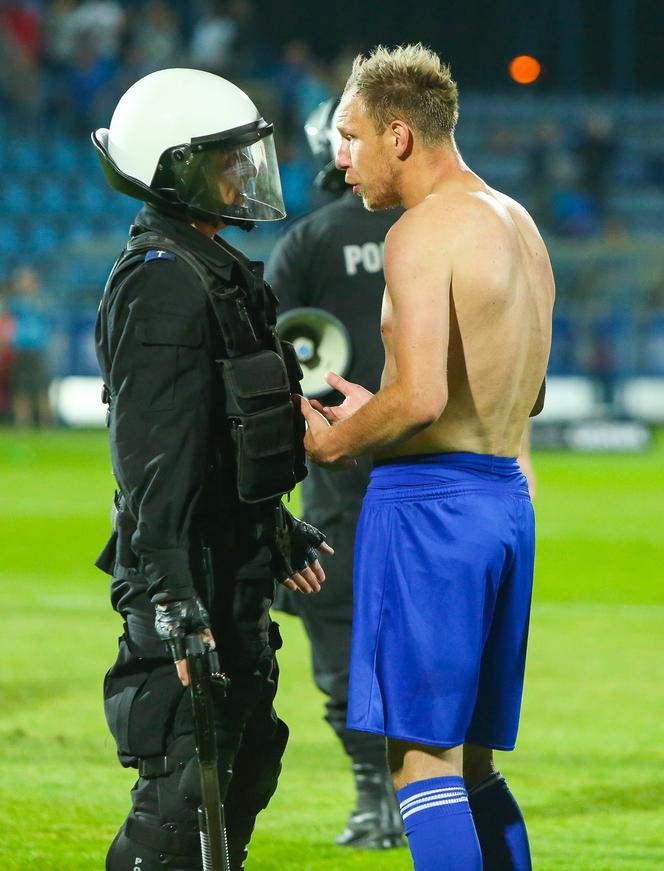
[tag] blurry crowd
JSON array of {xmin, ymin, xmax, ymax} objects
[
  {"xmin": 0, "ymin": 267, "xmax": 52, "ymax": 426},
  {"xmin": 1, "ymin": 0, "xmax": 259, "ymax": 127},
  {"xmin": 527, "ymin": 112, "xmax": 617, "ymax": 238},
  {"xmin": 2, "ymin": 0, "xmax": 651, "ymax": 237},
  {"xmin": 1, "ymin": 0, "xmax": 663, "ymax": 426},
  {"xmin": 0, "ymin": 0, "xmax": 356, "ymax": 213},
  {"xmin": 0, "ymin": 0, "xmax": 343, "ymax": 150}
]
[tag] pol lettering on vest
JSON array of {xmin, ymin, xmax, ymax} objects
[{"xmin": 343, "ymin": 242, "xmax": 385, "ymax": 276}]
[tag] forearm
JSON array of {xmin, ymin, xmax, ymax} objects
[
  {"xmin": 321, "ymin": 381, "xmax": 439, "ymax": 462},
  {"xmin": 112, "ymin": 388, "xmax": 210, "ymax": 601},
  {"xmin": 117, "ymin": 432, "xmax": 204, "ymax": 599}
]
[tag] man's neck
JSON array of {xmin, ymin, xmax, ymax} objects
[{"xmin": 399, "ymin": 139, "xmax": 470, "ymax": 210}]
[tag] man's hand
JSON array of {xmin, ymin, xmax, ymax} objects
[
  {"xmin": 298, "ymin": 395, "xmax": 358, "ymax": 469},
  {"xmin": 154, "ymin": 595, "xmax": 215, "ymax": 687},
  {"xmin": 309, "ymin": 371, "xmax": 374, "ymax": 423},
  {"xmin": 272, "ymin": 507, "xmax": 335, "ymax": 594},
  {"xmin": 280, "ymin": 545, "xmax": 333, "ymax": 594}
]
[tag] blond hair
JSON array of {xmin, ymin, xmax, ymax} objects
[{"xmin": 344, "ymin": 43, "xmax": 459, "ymax": 147}]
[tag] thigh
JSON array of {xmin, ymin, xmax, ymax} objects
[
  {"xmin": 467, "ymin": 496, "xmax": 536, "ymax": 751},
  {"xmin": 209, "ymin": 546, "xmax": 274, "ymax": 672},
  {"xmin": 103, "ymin": 621, "xmax": 186, "ymax": 768},
  {"xmin": 349, "ymin": 492, "xmax": 512, "ymax": 746}
]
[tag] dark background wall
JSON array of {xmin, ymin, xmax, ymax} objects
[{"xmin": 255, "ymin": 0, "xmax": 663, "ymax": 93}]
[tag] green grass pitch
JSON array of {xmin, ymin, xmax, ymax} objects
[{"xmin": 0, "ymin": 429, "xmax": 663, "ymax": 870}]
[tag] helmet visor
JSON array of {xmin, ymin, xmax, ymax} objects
[{"xmin": 171, "ymin": 132, "xmax": 285, "ymax": 222}]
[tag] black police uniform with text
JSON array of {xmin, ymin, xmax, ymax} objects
[
  {"xmin": 267, "ymin": 186, "xmax": 403, "ymax": 848},
  {"xmin": 92, "ymin": 68, "xmax": 326, "ymax": 871}
]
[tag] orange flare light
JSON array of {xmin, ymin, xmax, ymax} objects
[{"xmin": 509, "ymin": 55, "xmax": 541, "ymax": 85}]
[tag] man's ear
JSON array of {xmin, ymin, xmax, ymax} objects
[{"xmin": 390, "ymin": 120, "xmax": 412, "ymax": 159}]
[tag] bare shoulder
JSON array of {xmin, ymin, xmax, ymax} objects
[
  {"xmin": 382, "ymin": 201, "xmax": 456, "ymax": 298},
  {"xmin": 490, "ymin": 187, "xmax": 546, "ymax": 240},
  {"xmin": 447, "ymin": 185, "xmax": 551, "ymax": 268},
  {"xmin": 384, "ymin": 198, "xmax": 460, "ymax": 263}
]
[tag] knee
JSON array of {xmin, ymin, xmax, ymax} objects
[
  {"xmin": 387, "ymin": 738, "xmax": 407, "ymax": 790},
  {"xmin": 463, "ymin": 743, "xmax": 495, "ymax": 789},
  {"xmin": 388, "ymin": 739, "xmax": 463, "ymax": 792},
  {"xmin": 226, "ymin": 716, "xmax": 289, "ymax": 816}
]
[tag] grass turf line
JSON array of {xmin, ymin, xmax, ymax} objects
[{"xmin": 0, "ymin": 429, "xmax": 662, "ymax": 870}]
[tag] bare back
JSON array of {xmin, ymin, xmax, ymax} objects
[{"xmin": 380, "ymin": 178, "xmax": 554, "ymax": 458}]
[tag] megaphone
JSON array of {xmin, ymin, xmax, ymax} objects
[{"xmin": 277, "ymin": 307, "xmax": 352, "ymax": 399}]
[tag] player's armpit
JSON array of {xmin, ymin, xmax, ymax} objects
[{"xmin": 382, "ymin": 213, "xmax": 452, "ymax": 423}]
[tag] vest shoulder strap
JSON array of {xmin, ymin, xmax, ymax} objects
[{"xmin": 124, "ymin": 231, "xmax": 211, "ymax": 290}]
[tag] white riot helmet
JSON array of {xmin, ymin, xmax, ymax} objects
[
  {"xmin": 92, "ymin": 68, "xmax": 286, "ymax": 226},
  {"xmin": 304, "ymin": 97, "xmax": 346, "ymax": 195}
]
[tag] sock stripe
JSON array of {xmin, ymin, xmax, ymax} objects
[
  {"xmin": 399, "ymin": 787, "xmax": 467, "ymax": 813},
  {"xmin": 468, "ymin": 771, "xmax": 504, "ymax": 798},
  {"xmin": 401, "ymin": 795, "xmax": 469, "ymax": 821}
]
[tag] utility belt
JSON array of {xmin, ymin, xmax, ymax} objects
[{"xmin": 102, "ymin": 230, "xmax": 307, "ymax": 503}]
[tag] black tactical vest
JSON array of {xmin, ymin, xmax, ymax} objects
[{"xmin": 103, "ymin": 227, "xmax": 307, "ymax": 503}]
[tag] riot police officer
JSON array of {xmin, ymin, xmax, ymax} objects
[
  {"xmin": 266, "ymin": 98, "xmax": 403, "ymax": 849},
  {"xmin": 92, "ymin": 68, "xmax": 331, "ymax": 871}
]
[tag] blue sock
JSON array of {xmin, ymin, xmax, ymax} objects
[
  {"xmin": 468, "ymin": 772, "xmax": 532, "ymax": 871},
  {"xmin": 397, "ymin": 776, "xmax": 482, "ymax": 870}
]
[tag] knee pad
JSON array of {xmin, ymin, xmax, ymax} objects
[
  {"xmin": 131, "ymin": 731, "xmax": 236, "ymax": 823},
  {"xmin": 120, "ymin": 737, "xmax": 209, "ymax": 864},
  {"xmin": 121, "ymin": 719, "xmax": 246, "ymax": 862},
  {"xmin": 226, "ymin": 716, "xmax": 289, "ymax": 816}
]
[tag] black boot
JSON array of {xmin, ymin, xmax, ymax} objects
[{"xmin": 336, "ymin": 763, "xmax": 404, "ymax": 849}]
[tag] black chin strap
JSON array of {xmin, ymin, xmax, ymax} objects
[{"xmin": 219, "ymin": 216, "xmax": 256, "ymax": 233}]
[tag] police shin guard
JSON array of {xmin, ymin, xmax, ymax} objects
[
  {"xmin": 223, "ymin": 717, "xmax": 289, "ymax": 870},
  {"xmin": 336, "ymin": 763, "xmax": 405, "ymax": 850},
  {"xmin": 107, "ymin": 822, "xmax": 202, "ymax": 870},
  {"xmin": 106, "ymin": 730, "xmax": 228, "ymax": 871}
]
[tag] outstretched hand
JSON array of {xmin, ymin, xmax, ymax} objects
[
  {"xmin": 298, "ymin": 393, "xmax": 356, "ymax": 469},
  {"xmin": 309, "ymin": 371, "xmax": 374, "ymax": 423}
]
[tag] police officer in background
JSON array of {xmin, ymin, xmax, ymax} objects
[
  {"xmin": 92, "ymin": 69, "xmax": 331, "ymax": 871},
  {"xmin": 266, "ymin": 98, "xmax": 403, "ymax": 850}
]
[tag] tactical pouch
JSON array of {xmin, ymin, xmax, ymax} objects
[
  {"xmin": 104, "ymin": 660, "xmax": 185, "ymax": 767},
  {"xmin": 219, "ymin": 350, "xmax": 298, "ymax": 502},
  {"xmin": 209, "ymin": 285, "xmax": 262, "ymax": 357}
]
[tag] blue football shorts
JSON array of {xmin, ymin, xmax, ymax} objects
[{"xmin": 347, "ymin": 452, "xmax": 535, "ymax": 751}]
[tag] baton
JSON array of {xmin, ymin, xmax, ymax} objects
[{"xmin": 185, "ymin": 632, "xmax": 231, "ymax": 871}]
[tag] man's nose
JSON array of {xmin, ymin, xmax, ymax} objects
[{"xmin": 335, "ymin": 141, "xmax": 350, "ymax": 170}]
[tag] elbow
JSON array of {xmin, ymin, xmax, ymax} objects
[{"xmin": 403, "ymin": 389, "xmax": 447, "ymax": 429}]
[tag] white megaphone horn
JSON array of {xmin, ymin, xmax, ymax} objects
[{"xmin": 276, "ymin": 307, "xmax": 352, "ymax": 399}]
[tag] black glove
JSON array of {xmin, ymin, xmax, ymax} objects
[
  {"xmin": 271, "ymin": 504, "xmax": 327, "ymax": 585},
  {"xmin": 154, "ymin": 595, "xmax": 211, "ymax": 662}
]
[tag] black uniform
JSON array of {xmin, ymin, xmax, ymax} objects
[
  {"xmin": 96, "ymin": 205, "xmax": 305, "ymax": 871},
  {"xmin": 267, "ymin": 192, "xmax": 400, "ymax": 843}
]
